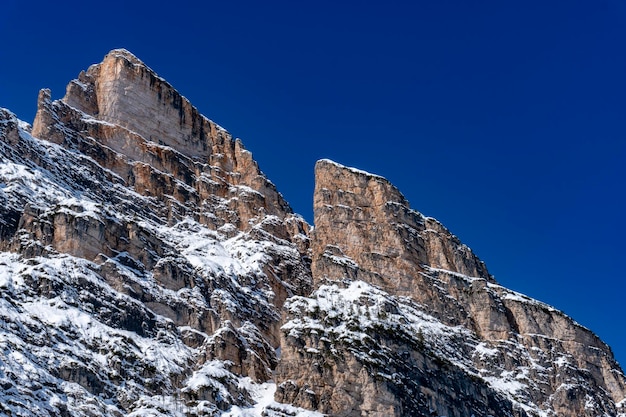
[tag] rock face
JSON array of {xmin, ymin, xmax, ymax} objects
[
  {"xmin": 0, "ymin": 50, "xmax": 313, "ymax": 417},
  {"xmin": 275, "ymin": 159, "xmax": 626, "ymax": 416},
  {"xmin": 1, "ymin": 49, "xmax": 625, "ymax": 417}
]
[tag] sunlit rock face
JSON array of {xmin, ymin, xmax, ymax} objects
[
  {"xmin": 1, "ymin": 50, "xmax": 625, "ymax": 417},
  {"xmin": 1, "ymin": 50, "xmax": 313, "ymax": 416},
  {"xmin": 275, "ymin": 159, "xmax": 626, "ymax": 417}
]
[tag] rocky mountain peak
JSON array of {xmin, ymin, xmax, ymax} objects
[
  {"xmin": 277, "ymin": 158, "xmax": 626, "ymax": 416},
  {"xmin": 58, "ymin": 47, "xmax": 211, "ymax": 159},
  {"xmin": 1, "ymin": 51, "xmax": 316, "ymax": 415},
  {"xmin": 312, "ymin": 158, "xmax": 491, "ymax": 295},
  {"xmin": 30, "ymin": 50, "xmax": 297, "ymax": 233},
  {"xmin": 1, "ymin": 50, "xmax": 625, "ymax": 417}
]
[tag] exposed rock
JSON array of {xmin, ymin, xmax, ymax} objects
[
  {"xmin": 1, "ymin": 50, "xmax": 625, "ymax": 417},
  {"xmin": 32, "ymin": 49, "xmax": 294, "ymax": 230},
  {"xmin": 0, "ymin": 50, "xmax": 313, "ymax": 416},
  {"xmin": 312, "ymin": 159, "xmax": 489, "ymax": 289},
  {"xmin": 276, "ymin": 159, "xmax": 626, "ymax": 417}
]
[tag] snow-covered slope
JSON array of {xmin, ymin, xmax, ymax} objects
[
  {"xmin": 0, "ymin": 49, "xmax": 316, "ymax": 416},
  {"xmin": 0, "ymin": 50, "xmax": 624, "ymax": 416}
]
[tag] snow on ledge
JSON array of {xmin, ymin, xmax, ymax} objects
[{"xmin": 316, "ymin": 159, "xmax": 386, "ymax": 180}]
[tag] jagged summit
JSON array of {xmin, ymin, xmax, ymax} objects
[
  {"xmin": 313, "ymin": 158, "xmax": 491, "ymax": 287},
  {"xmin": 106, "ymin": 48, "xmax": 147, "ymax": 64},
  {"xmin": 0, "ymin": 51, "xmax": 314, "ymax": 416},
  {"xmin": 31, "ymin": 49, "xmax": 295, "ymax": 227},
  {"xmin": 316, "ymin": 159, "xmax": 397, "ymax": 183},
  {"xmin": 0, "ymin": 50, "xmax": 625, "ymax": 417},
  {"xmin": 292, "ymin": 160, "xmax": 626, "ymax": 416},
  {"xmin": 35, "ymin": 48, "xmax": 220, "ymax": 160}
]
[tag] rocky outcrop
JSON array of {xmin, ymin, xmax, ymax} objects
[
  {"xmin": 276, "ymin": 159, "xmax": 626, "ymax": 417},
  {"xmin": 1, "ymin": 50, "xmax": 625, "ymax": 417},
  {"xmin": 0, "ymin": 51, "xmax": 314, "ymax": 416},
  {"xmin": 311, "ymin": 159, "xmax": 493, "ymax": 332},
  {"xmin": 312, "ymin": 159, "xmax": 490, "ymax": 288},
  {"xmin": 24, "ymin": 49, "xmax": 311, "ymax": 287},
  {"xmin": 32, "ymin": 49, "xmax": 293, "ymax": 228}
]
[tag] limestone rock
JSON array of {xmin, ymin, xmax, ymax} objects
[
  {"xmin": 32, "ymin": 49, "xmax": 293, "ymax": 229},
  {"xmin": 0, "ymin": 50, "xmax": 624, "ymax": 417},
  {"xmin": 276, "ymin": 159, "xmax": 626, "ymax": 417},
  {"xmin": 0, "ymin": 51, "xmax": 313, "ymax": 416}
]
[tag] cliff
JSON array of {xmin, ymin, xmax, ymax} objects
[
  {"xmin": 276, "ymin": 159, "xmax": 625, "ymax": 416},
  {"xmin": 0, "ymin": 49, "xmax": 624, "ymax": 417}
]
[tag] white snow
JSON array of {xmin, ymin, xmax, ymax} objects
[
  {"xmin": 317, "ymin": 158, "xmax": 385, "ymax": 180},
  {"xmin": 222, "ymin": 380, "xmax": 275, "ymax": 417},
  {"xmin": 483, "ymin": 374, "xmax": 524, "ymax": 395},
  {"xmin": 425, "ymin": 266, "xmax": 484, "ymax": 283},
  {"xmin": 474, "ymin": 342, "xmax": 499, "ymax": 359}
]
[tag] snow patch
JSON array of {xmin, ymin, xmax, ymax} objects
[{"xmin": 317, "ymin": 158, "xmax": 385, "ymax": 180}]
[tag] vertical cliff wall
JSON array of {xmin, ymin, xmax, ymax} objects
[{"xmin": 276, "ymin": 159, "xmax": 626, "ymax": 417}]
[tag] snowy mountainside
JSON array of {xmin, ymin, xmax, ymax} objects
[
  {"xmin": 0, "ymin": 49, "xmax": 316, "ymax": 416},
  {"xmin": 0, "ymin": 49, "xmax": 625, "ymax": 417},
  {"xmin": 277, "ymin": 274, "xmax": 625, "ymax": 416}
]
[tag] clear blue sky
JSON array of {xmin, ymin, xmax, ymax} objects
[{"xmin": 1, "ymin": 1, "xmax": 625, "ymax": 367}]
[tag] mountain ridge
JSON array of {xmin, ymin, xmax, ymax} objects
[{"xmin": 0, "ymin": 49, "xmax": 624, "ymax": 417}]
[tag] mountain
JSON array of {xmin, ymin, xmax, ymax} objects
[{"xmin": 0, "ymin": 49, "xmax": 624, "ymax": 417}]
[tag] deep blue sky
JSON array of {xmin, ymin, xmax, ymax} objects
[{"xmin": 1, "ymin": 1, "xmax": 625, "ymax": 367}]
